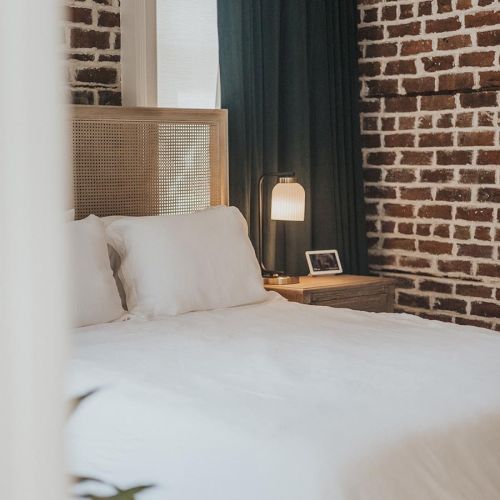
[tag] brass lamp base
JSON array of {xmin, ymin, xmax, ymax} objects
[{"xmin": 263, "ymin": 275, "xmax": 300, "ymax": 285}]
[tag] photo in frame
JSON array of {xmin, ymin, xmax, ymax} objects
[{"xmin": 305, "ymin": 249, "xmax": 343, "ymax": 276}]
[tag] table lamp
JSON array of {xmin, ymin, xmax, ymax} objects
[{"xmin": 258, "ymin": 172, "xmax": 305, "ymax": 285}]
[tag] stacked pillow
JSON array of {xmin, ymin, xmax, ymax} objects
[
  {"xmin": 69, "ymin": 207, "xmax": 267, "ymax": 326},
  {"xmin": 68, "ymin": 215, "xmax": 125, "ymax": 328}
]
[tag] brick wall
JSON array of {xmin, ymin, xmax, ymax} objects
[
  {"xmin": 65, "ymin": 0, "xmax": 121, "ymax": 105},
  {"xmin": 358, "ymin": 0, "xmax": 500, "ymax": 331}
]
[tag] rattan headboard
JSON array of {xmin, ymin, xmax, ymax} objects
[{"xmin": 72, "ymin": 106, "xmax": 229, "ymax": 219}]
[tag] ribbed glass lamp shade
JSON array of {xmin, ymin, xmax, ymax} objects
[{"xmin": 270, "ymin": 177, "xmax": 305, "ymax": 221}]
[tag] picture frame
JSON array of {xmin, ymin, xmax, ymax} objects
[{"xmin": 305, "ymin": 249, "xmax": 343, "ymax": 276}]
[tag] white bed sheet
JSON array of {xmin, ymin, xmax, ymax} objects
[{"xmin": 67, "ymin": 295, "xmax": 500, "ymax": 500}]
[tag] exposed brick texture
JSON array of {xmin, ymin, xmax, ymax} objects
[
  {"xmin": 65, "ymin": 0, "xmax": 121, "ymax": 105},
  {"xmin": 358, "ymin": 0, "xmax": 500, "ymax": 331}
]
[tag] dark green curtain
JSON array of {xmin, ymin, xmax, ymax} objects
[{"xmin": 218, "ymin": 0, "xmax": 368, "ymax": 276}]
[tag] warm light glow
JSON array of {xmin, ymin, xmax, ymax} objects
[{"xmin": 271, "ymin": 178, "xmax": 305, "ymax": 221}]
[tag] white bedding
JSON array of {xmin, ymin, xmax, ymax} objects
[{"xmin": 67, "ymin": 295, "xmax": 500, "ymax": 500}]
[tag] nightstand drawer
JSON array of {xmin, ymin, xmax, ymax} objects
[
  {"xmin": 313, "ymin": 292, "xmax": 389, "ymax": 313},
  {"xmin": 264, "ymin": 275, "xmax": 395, "ymax": 313}
]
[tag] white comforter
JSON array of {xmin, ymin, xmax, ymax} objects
[{"xmin": 67, "ymin": 295, "xmax": 500, "ymax": 500}]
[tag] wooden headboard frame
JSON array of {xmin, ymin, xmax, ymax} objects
[{"xmin": 72, "ymin": 106, "xmax": 229, "ymax": 219}]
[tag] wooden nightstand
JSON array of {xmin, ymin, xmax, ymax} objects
[{"xmin": 264, "ymin": 275, "xmax": 396, "ymax": 313}]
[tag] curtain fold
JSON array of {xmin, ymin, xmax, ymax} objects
[{"xmin": 218, "ymin": 0, "xmax": 368, "ymax": 275}]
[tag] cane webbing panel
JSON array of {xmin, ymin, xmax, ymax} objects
[{"xmin": 72, "ymin": 107, "xmax": 228, "ymax": 219}]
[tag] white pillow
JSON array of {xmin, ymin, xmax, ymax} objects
[
  {"xmin": 68, "ymin": 215, "xmax": 125, "ymax": 327},
  {"xmin": 105, "ymin": 206, "xmax": 267, "ymax": 318}
]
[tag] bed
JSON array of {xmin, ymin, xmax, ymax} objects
[{"xmin": 67, "ymin": 106, "xmax": 500, "ymax": 500}]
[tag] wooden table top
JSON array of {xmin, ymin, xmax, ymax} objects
[{"xmin": 264, "ymin": 274, "xmax": 396, "ymax": 291}]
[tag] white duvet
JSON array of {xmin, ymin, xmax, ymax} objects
[{"xmin": 67, "ymin": 295, "xmax": 500, "ymax": 500}]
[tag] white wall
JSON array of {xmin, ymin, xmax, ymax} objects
[
  {"xmin": 122, "ymin": 0, "xmax": 219, "ymax": 108},
  {"xmin": 0, "ymin": 2, "xmax": 67, "ymax": 499}
]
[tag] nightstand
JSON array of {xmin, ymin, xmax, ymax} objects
[{"xmin": 264, "ymin": 275, "xmax": 396, "ymax": 313}]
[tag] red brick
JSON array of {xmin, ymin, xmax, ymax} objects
[
  {"xmin": 438, "ymin": 259, "xmax": 471, "ymax": 274},
  {"xmin": 477, "ymin": 263, "xmax": 500, "ymax": 278},
  {"xmin": 382, "ymin": 5, "xmax": 397, "ymax": 21},
  {"xmin": 453, "ymin": 226, "xmax": 470, "ymax": 240},
  {"xmin": 67, "ymin": 6, "xmax": 92, "ymax": 24},
  {"xmin": 359, "ymin": 62, "xmax": 381, "ymax": 77},
  {"xmin": 416, "ymin": 224, "xmax": 431, "ymax": 236},
  {"xmin": 381, "ymin": 117, "xmax": 395, "ymax": 131},
  {"xmin": 419, "ymin": 312, "xmax": 453, "ymax": 323},
  {"xmin": 403, "ymin": 77, "xmax": 435, "ymax": 94},
  {"xmin": 470, "ymin": 301, "xmax": 500, "ymax": 318},
  {"xmin": 436, "ymin": 113, "xmax": 453, "ymax": 128},
  {"xmin": 367, "ymin": 152, "xmax": 396, "ymax": 165},
  {"xmin": 363, "ymin": 8, "xmax": 378, "ymax": 23},
  {"xmin": 479, "ymin": 71, "xmax": 500, "ymax": 88},
  {"xmin": 365, "ymin": 186, "xmax": 397, "ymax": 199},
  {"xmin": 457, "ymin": 244, "xmax": 493, "ymax": 258},
  {"xmin": 399, "ymin": 116, "xmax": 415, "ymax": 130},
  {"xmin": 459, "ymin": 51, "xmax": 495, "ymax": 67},
  {"xmin": 420, "ymin": 169, "xmax": 454, "ymax": 182},
  {"xmin": 399, "ymin": 292, "xmax": 430, "ymax": 309},
  {"xmin": 385, "ymin": 96, "xmax": 418, "ymax": 112},
  {"xmin": 436, "ymin": 188, "xmax": 471, "ymax": 202},
  {"xmin": 439, "ymin": 73, "xmax": 474, "ymax": 91},
  {"xmin": 360, "ymin": 99, "xmax": 381, "ymax": 113},
  {"xmin": 420, "ymin": 279, "xmax": 452, "ymax": 293},
  {"xmin": 419, "ymin": 240, "xmax": 453, "ymax": 255},
  {"xmin": 477, "ymin": 150, "xmax": 500, "ymax": 165},
  {"xmin": 400, "ymin": 151, "xmax": 433, "ymax": 165},
  {"xmin": 381, "ymin": 221, "xmax": 396, "ymax": 232},
  {"xmin": 70, "ymin": 28, "xmax": 110, "ymax": 49},
  {"xmin": 98, "ymin": 11, "xmax": 120, "ymax": 27},
  {"xmin": 363, "ymin": 117, "xmax": 378, "ymax": 132},
  {"xmin": 436, "ymin": 151, "xmax": 472, "ymax": 166},
  {"xmin": 401, "ymin": 40, "xmax": 433, "ymax": 55},
  {"xmin": 474, "ymin": 226, "xmax": 491, "ymax": 241},
  {"xmin": 477, "ymin": 29, "xmax": 500, "ymax": 47},
  {"xmin": 420, "ymin": 95, "xmax": 455, "ymax": 110},
  {"xmin": 435, "ymin": 298, "xmax": 467, "ymax": 314},
  {"xmin": 75, "ymin": 67, "xmax": 117, "ymax": 84},
  {"xmin": 385, "ymin": 169, "xmax": 417, "ymax": 183},
  {"xmin": 465, "ymin": 10, "xmax": 500, "ymax": 29},
  {"xmin": 456, "ymin": 284, "xmax": 493, "ymax": 299},
  {"xmin": 365, "ymin": 43, "xmax": 398, "ymax": 58},
  {"xmin": 460, "ymin": 92, "xmax": 497, "ymax": 108},
  {"xmin": 369, "ymin": 254, "xmax": 397, "ymax": 266},
  {"xmin": 422, "ymin": 55, "xmax": 454, "ymax": 72},
  {"xmin": 383, "ymin": 238, "xmax": 416, "ymax": 250},
  {"xmin": 456, "ymin": 0, "xmax": 472, "ymax": 9},
  {"xmin": 367, "ymin": 79, "xmax": 398, "ymax": 96},
  {"xmin": 388, "ymin": 22, "xmax": 421, "ymax": 38},
  {"xmin": 418, "ymin": 205, "xmax": 453, "ymax": 219},
  {"xmin": 458, "ymin": 131, "xmax": 495, "ymax": 147},
  {"xmin": 434, "ymin": 224, "xmax": 450, "ymax": 238},
  {"xmin": 419, "ymin": 133, "xmax": 453, "ymax": 147},
  {"xmin": 400, "ymin": 256, "xmax": 431, "ymax": 268},
  {"xmin": 398, "ymin": 222, "xmax": 414, "ymax": 234},
  {"xmin": 437, "ymin": 34, "xmax": 471, "ymax": 50},
  {"xmin": 459, "ymin": 169, "xmax": 496, "ymax": 184},
  {"xmin": 426, "ymin": 16, "xmax": 461, "ymax": 33},
  {"xmin": 418, "ymin": 1, "xmax": 433, "ymax": 16},
  {"xmin": 456, "ymin": 207, "xmax": 493, "ymax": 221},
  {"xmin": 455, "ymin": 113, "xmax": 473, "ymax": 128},
  {"xmin": 384, "ymin": 60, "xmax": 417, "ymax": 75},
  {"xmin": 385, "ymin": 134, "xmax": 415, "ymax": 147},
  {"xmin": 456, "ymin": 318, "xmax": 492, "ymax": 329},
  {"xmin": 400, "ymin": 4, "xmax": 414, "ymax": 19},
  {"xmin": 478, "ymin": 188, "xmax": 500, "ymax": 204},
  {"xmin": 359, "ymin": 25, "xmax": 384, "ymax": 41},
  {"xmin": 418, "ymin": 116, "xmax": 433, "ymax": 128},
  {"xmin": 400, "ymin": 188, "xmax": 432, "ymax": 200},
  {"xmin": 384, "ymin": 204, "xmax": 415, "ymax": 217},
  {"xmin": 437, "ymin": 0, "xmax": 452, "ymax": 13},
  {"xmin": 98, "ymin": 91, "xmax": 122, "ymax": 106},
  {"xmin": 477, "ymin": 111, "xmax": 495, "ymax": 127}
]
